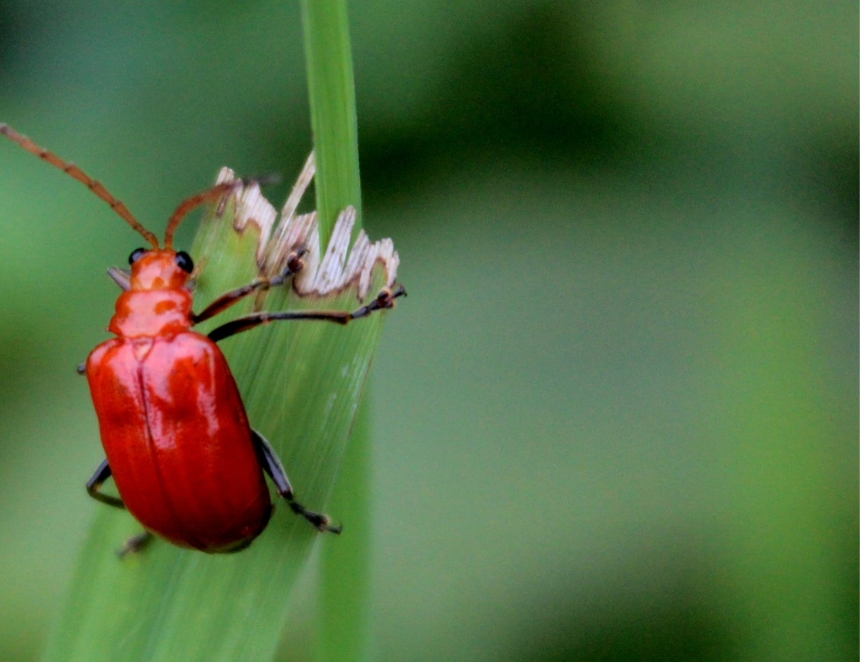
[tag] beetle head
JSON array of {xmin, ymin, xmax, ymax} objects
[{"xmin": 127, "ymin": 248, "xmax": 194, "ymax": 290}]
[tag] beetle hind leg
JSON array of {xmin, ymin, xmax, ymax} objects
[
  {"xmin": 287, "ymin": 501, "xmax": 342, "ymax": 534},
  {"xmin": 86, "ymin": 458, "xmax": 125, "ymax": 509},
  {"xmin": 87, "ymin": 460, "xmax": 157, "ymax": 557},
  {"xmin": 116, "ymin": 531, "xmax": 153, "ymax": 558},
  {"xmin": 251, "ymin": 429, "xmax": 342, "ymax": 534}
]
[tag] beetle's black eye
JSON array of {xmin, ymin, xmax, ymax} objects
[
  {"xmin": 128, "ymin": 248, "xmax": 147, "ymax": 265},
  {"xmin": 175, "ymin": 251, "xmax": 194, "ymax": 273}
]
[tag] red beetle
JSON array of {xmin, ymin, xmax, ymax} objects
[{"xmin": 1, "ymin": 124, "xmax": 404, "ymax": 554}]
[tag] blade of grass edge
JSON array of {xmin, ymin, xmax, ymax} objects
[{"xmin": 301, "ymin": 0, "xmax": 362, "ymax": 249}]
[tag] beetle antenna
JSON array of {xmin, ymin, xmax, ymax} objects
[
  {"xmin": 163, "ymin": 181, "xmax": 243, "ymax": 249},
  {"xmin": 0, "ymin": 124, "xmax": 160, "ymax": 249}
]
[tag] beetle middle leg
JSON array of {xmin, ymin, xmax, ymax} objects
[
  {"xmin": 251, "ymin": 429, "xmax": 341, "ymax": 534},
  {"xmin": 207, "ymin": 284, "xmax": 406, "ymax": 342}
]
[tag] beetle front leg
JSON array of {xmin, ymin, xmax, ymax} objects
[
  {"xmin": 86, "ymin": 458, "xmax": 125, "ymax": 509},
  {"xmin": 192, "ymin": 250, "xmax": 307, "ymax": 325},
  {"xmin": 251, "ymin": 430, "xmax": 341, "ymax": 534}
]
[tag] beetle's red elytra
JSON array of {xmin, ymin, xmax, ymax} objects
[{"xmin": 0, "ymin": 123, "xmax": 404, "ymax": 554}]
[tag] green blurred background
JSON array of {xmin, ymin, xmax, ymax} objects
[{"xmin": 0, "ymin": 1, "xmax": 856, "ymax": 660}]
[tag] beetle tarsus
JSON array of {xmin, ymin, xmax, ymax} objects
[
  {"xmin": 285, "ymin": 248, "xmax": 307, "ymax": 275},
  {"xmin": 116, "ymin": 531, "xmax": 153, "ymax": 558},
  {"xmin": 267, "ymin": 249, "xmax": 307, "ymax": 288},
  {"xmin": 238, "ymin": 173, "xmax": 281, "ymax": 188},
  {"xmin": 349, "ymin": 284, "xmax": 407, "ymax": 320},
  {"xmin": 289, "ymin": 502, "xmax": 343, "ymax": 534},
  {"xmin": 251, "ymin": 429, "xmax": 340, "ymax": 534}
]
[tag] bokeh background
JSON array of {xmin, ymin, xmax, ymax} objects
[{"xmin": 0, "ymin": 1, "xmax": 856, "ymax": 660}]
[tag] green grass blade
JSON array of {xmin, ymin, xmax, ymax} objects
[
  {"xmin": 318, "ymin": 396, "xmax": 373, "ymax": 661},
  {"xmin": 301, "ymin": 0, "xmax": 362, "ymax": 246},
  {"xmin": 41, "ymin": 168, "xmax": 398, "ymax": 661},
  {"xmin": 300, "ymin": 3, "xmax": 372, "ymax": 660}
]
